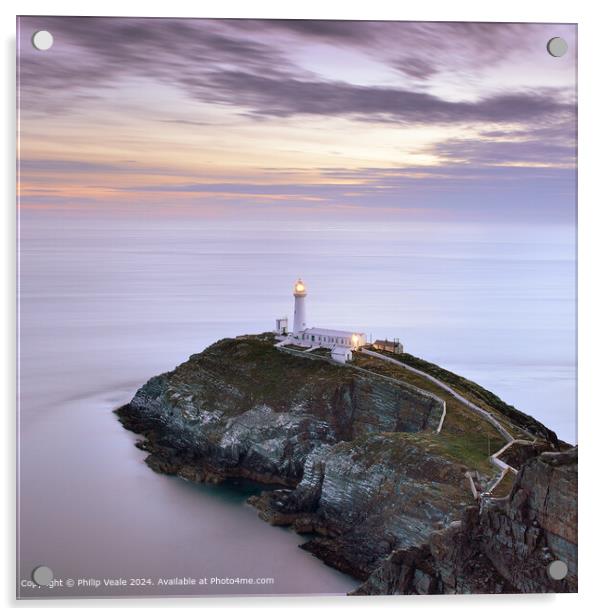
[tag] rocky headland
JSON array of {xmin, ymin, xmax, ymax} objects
[{"xmin": 115, "ymin": 333, "xmax": 577, "ymax": 594}]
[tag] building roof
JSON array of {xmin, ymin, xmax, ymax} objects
[{"xmin": 303, "ymin": 327, "xmax": 365, "ymax": 337}]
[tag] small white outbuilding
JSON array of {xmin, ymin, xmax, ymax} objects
[{"xmin": 330, "ymin": 345, "xmax": 353, "ymax": 364}]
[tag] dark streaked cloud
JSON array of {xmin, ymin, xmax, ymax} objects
[
  {"xmin": 18, "ymin": 17, "xmax": 574, "ymax": 127},
  {"xmin": 18, "ymin": 17, "xmax": 305, "ymax": 114},
  {"xmin": 425, "ymin": 118, "xmax": 576, "ymax": 166},
  {"xmin": 242, "ymin": 20, "xmax": 577, "ymax": 87},
  {"xmin": 392, "ymin": 57, "xmax": 439, "ymax": 80},
  {"xmin": 196, "ymin": 70, "xmax": 571, "ymax": 123},
  {"xmin": 431, "ymin": 137, "xmax": 575, "ymax": 166},
  {"xmin": 252, "ymin": 20, "xmax": 554, "ymax": 59},
  {"xmin": 250, "ymin": 19, "xmax": 369, "ymax": 42}
]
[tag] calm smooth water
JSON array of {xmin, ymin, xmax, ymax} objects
[{"xmin": 17, "ymin": 213, "xmax": 576, "ymax": 597}]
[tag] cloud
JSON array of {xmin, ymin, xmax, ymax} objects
[
  {"xmin": 17, "ymin": 16, "xmax": 575, "ymax": 127},
  {"xmin": 431, "ymin": 137, "xmax": 575, "ymax": 166},
  {"xmin": 18, "ymin": 154, "xmax": 576, "ymax": 223},
  {"xmin": 19, "ymin": 158, "xmax": 182, "ymax": 176},
  {"xmin": 251, "ymin": 19, "xmax": 370, "ymax": 42},
  {"xmin": 424, "ymin": 118, "xmax": 576, "ymax": 167},
  {"xmin": 159, "ymin": 119, "xmax": 213, "ymax": 127},
  {"xmin": 17, "ymin": 17, "xmax": 304, "ymax": 114},
  {"xmin": 246, "ymin": 20, "xmax": 576, "ymax": 84},
  {"xmin": 16, "ymin": 18, "xmax": 576, "ymax": 224},
  {"xmin": 196, "ymin": 70, "xmax": 571, "ymax": 124},
  {"xmin": 116, "ymin": 162, "xmax": 576, "ymax": 219},
  {"xmin": 21, "ymin": 159, "xmax": 129, "ymax": 173},
  {"xmin": 392, "ymin": 56, "xmax": 439, "ymax": 80}
]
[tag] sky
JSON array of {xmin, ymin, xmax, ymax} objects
[{"xmin": 17, "ymin": 17, "xmax": 577, "ymax": 223}]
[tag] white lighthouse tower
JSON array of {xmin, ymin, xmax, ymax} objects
[{"xmin": 293, "ymin": 278, "xmax": 307, "ymax": 335}]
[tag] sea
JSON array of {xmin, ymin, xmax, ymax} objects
[{"xmin": 17, "ymin": 213, "xmax": 576, "ymax": 597}]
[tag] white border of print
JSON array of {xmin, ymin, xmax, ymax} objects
[{"xmin": 1, "ymin": 0, "xmax": 598, "ymax": 614}]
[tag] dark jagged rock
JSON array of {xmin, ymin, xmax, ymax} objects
[
  {"xmin": 115, "ymin": 334, "xmax": 577, "ymax": 594},
  {"xmin": 249, "ymin": 436, "xmax": 471, "ymax": 580},
  {"xmin": 353, "ymin": 447, "xmax": 577, "ymax": 594}
]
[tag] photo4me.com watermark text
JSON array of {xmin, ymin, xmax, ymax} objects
[{"xmin": 21, "ymin": 575, "xmax": 275, "ymax": 591}]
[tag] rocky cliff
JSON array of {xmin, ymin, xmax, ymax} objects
[
  {"xmin": 354, "ymin": 447, "xmax": 577, "ymax": 594},
  {"xmin": 116, "ymin": 334, "xmax": 576, "ymax": 594}
]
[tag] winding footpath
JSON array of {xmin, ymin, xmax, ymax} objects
[{"xmin": 359, "ymin": 349, "xmax": 536, "ymax": 495}]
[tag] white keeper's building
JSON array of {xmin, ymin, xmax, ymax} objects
[{"xmin": 274, "ymin": 278, "xmax": 367, "ymax": 363}]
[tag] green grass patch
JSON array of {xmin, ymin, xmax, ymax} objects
[
  {"xmin": 491, "ymin": 470, "xmax": 516, "ymax": 498},
  {"xmin": 171, "ymin": 335, "xmax": 354, "ymax": 418},
  {"xmin": 431, "ymin": 432, "xmax": 500, "ymax": 475},
  {"xmin": 332, "ymin": 423, "xmax": 500, "ymax": 478}
]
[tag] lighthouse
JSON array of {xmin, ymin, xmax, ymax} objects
[
  {"xmin": 274, "ymin": 278, "xmax": 369, "ymax": 363},
  {"xmin": 293, "ymin": 278, "xmax": 307, "ymax": 335}
]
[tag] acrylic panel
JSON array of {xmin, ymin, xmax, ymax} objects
[{"xmin": 16, "ymin": 17, "xmax": 577, "ymax": 598}]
